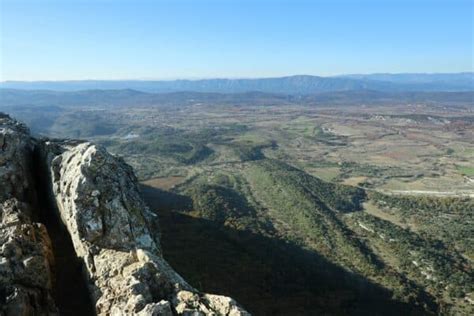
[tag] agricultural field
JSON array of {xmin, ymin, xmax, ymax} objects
[{"xmin": 47, "ymin": 102, "xmax": 473, "ymax": 199}]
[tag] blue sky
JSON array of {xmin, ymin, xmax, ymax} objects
[{"xmin": 0, "ymin": 0, "xmax": 472, "ymax": 81}]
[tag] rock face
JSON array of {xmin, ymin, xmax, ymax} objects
[
  {"xmin": 0, "ymin": 114, "xmax": 57, "ymax": 315},
  {"xmin": 0, "ymin": 114, "xmax": 249, "ymax": 316}
]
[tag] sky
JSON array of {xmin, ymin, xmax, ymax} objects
[{"xmin": 0, "ymin": 0, "xmax": 472, "ymax": 81}]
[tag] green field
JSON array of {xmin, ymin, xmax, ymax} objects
[{"xmin": 457, "ymin": 165, "xmax": 474, "ymax": 176}]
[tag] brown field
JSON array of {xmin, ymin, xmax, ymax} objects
[{"xmin": 141, "ymin": 176, "xmax": 186, "ymax": 190}]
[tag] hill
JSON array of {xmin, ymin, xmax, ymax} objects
[
  {"xmin": 1, "ymin": 73, "xmax": 473, "ymax": 94},
  {"xmin": 1, "ymin": 88, "xmax": 473, "ymax": 111}
]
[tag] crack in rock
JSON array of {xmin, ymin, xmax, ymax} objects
[{"xmin": 1, "ymin": 113, "xmax": 249, "ymax": 316}]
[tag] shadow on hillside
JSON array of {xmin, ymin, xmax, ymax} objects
[{"xmin": 141, "ymin": 184, "xmax": 436, "ymax": 316}]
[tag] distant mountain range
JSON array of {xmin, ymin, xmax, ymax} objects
[{"xmin": 1, "ymin": 73, "xmax": 473, "ymax": 94}]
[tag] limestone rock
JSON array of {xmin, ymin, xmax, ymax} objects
[
  {"xmin": 0, "ymin": 114, "xmax": 57, "ymax": 315},
  {"xmin": 43, "ymin": 141, "xmax": 249, "ymax": 315}
]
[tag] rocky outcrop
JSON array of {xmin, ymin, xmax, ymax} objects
[
  {"xmin": 0, "ymin": 114, "xmax": 249, "ymax": 316},
  {"xmin": 0, "ymin": 114, "xmax": 57, "ymax": 315}
]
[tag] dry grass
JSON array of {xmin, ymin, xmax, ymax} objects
[
  {"xmin": 142, "ymin": 176, "xmax": 186, "ymax": 190},
  {"xmin": 362, "ymin": 201, "xmax": 413, "ymax": 230}
]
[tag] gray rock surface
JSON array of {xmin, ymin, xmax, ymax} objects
[
  {"xmin": 0, "ymin": 114, "xmax": 57, "ymax": 315},
  {"xmin": 40, "ymin": 134, "xmax": 249, "ymax": 315},
  {"xmin": 0, "ymin": 113, "xmax": 249, "ymax": 315}
]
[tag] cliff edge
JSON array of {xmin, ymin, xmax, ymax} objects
[{"xmin": 0, "ymin": 114, "xmax": 249, "ymax": 316}]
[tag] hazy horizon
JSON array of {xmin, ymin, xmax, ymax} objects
[
  {"xmin": 1, "ymin": 71, "xmax": 473, "ymax": 83},
  {"xmin": 1, "ymin": 0, "xmax": 472, "ymax": 81}
]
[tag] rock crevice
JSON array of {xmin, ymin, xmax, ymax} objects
[
  {"xmin": 32, "ymin": 143, "xmax": 95, "ymax": 315},
  {"xmin": 0, "ymin": 114, "xmax": 249, "ymax": 316}
]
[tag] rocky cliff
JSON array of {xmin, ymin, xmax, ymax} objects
[{"xmin": 0, "ymin": 114, "xmax": 249, "ymax": 316}]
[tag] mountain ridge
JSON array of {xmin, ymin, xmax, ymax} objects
[{"xmin": 1, "ymin": 73, "xmax": 473, "ymax": 93}]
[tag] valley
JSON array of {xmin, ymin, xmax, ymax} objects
[{"xmin": 1, "ymin": 91, "xmax": 473, "ymax": 314}]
